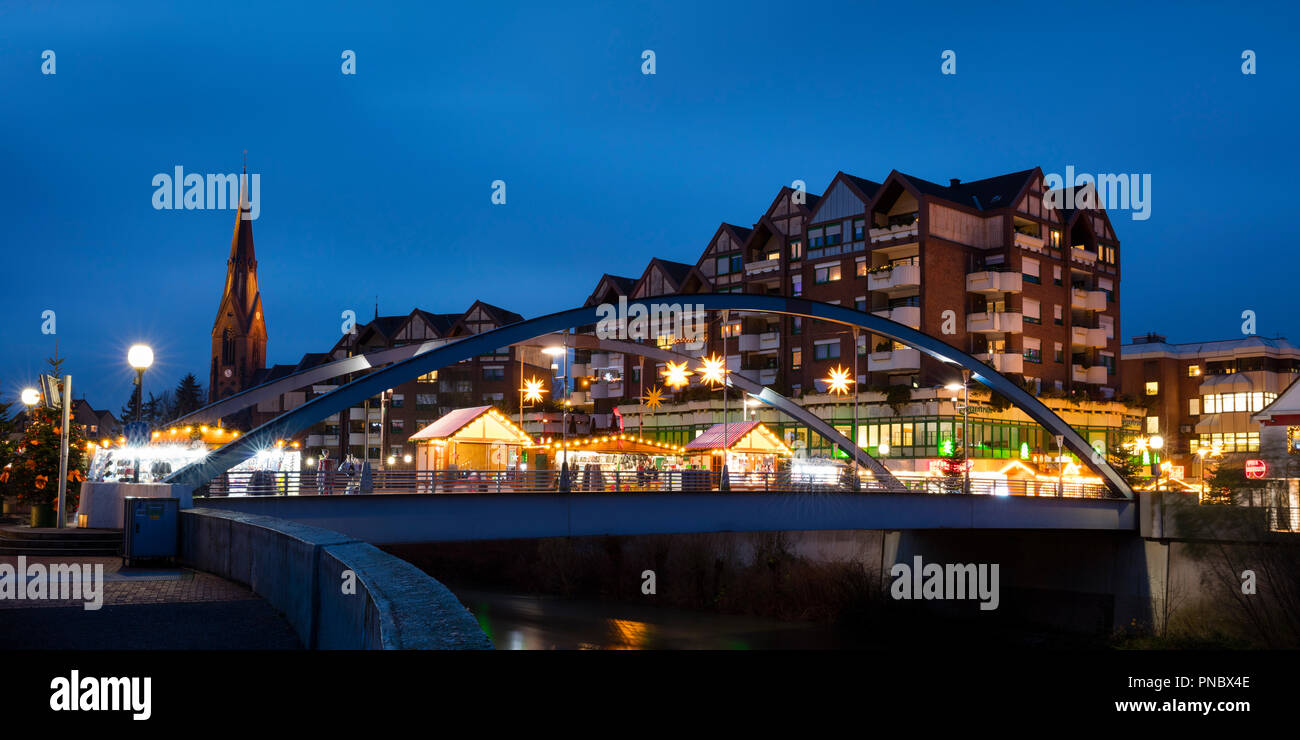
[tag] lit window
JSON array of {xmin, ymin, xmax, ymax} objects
[
  {"xmin": 1145, "ymin": 381, "xmax": 1159, "ymax": 396},
  {"xmin": 1146, "ymin": 416, "xmax": 1159, "ymax": 434},
  {"xmin": 1187, "ymin": 364, "xmax": 1201, "ymax": 377}
]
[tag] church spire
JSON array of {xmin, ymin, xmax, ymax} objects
[{"xmin": 210, "ymin": 152, "xmax": 267, "ymax": 403}]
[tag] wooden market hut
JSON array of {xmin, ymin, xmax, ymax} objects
[
  {"xmin": 682, "ymin": 421, "xmax": 791, "ymax": 473},
  {"xmin": 410, "ymin": 406, "xmax": 533, "ymax": 471}
]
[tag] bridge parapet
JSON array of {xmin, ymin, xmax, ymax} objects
[{"xmin": 180, "ymin": 507, "xmax": 491, "ymax": 649}]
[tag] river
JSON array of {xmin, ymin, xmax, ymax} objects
[{"xmin": 449, "ymin": 587, "xmax": 875, "ymax": 650}]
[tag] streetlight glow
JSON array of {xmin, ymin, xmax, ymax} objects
[
  {"xmin": 20, "ymin": 388, "xmax": 40, "ymax": 407},
  {"xmin": 127, "ymin": 344, "xmax": 154, "ymax": 370}
]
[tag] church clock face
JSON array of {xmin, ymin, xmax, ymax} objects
[{"xmin": 224, "ymin": 368, "xmax": 233, "ymax": 378}]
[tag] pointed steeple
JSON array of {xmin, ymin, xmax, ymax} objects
[
  {"xmin": 210, "ymin": 153, "xmax": 268, "ymax": 403},
  {"xmin": 219, "ymin": 158, "xmax": 261, "ymax": 332}
]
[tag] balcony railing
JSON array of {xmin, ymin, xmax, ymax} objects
[
  {"xmin": 869, "ymin": 216, "xmax": 920, "ymax": 244},
  {"xmin": 1071, "ymin": 364, "xmax": 1109, "ymax": 384},
  {"xmin": 867, "ymin": 263, "xmax": 921, "ymax": 292},
  {"xmin": 1070, "ymin": 245, "xmax": 1098, "ymax": 264},
  {"xmin": 872, "ymin": 305, "xmax": 921, "ymax": 328},
  {"xmin": 1013, "ymin": 231, "xmax": 1045, "ymax": 249},
  {"xmin": 867, "ymin": 347, "xmax": 921, "ymax": 372},
  {"xmin": 966, "ymin": 270, "xmax": 1023, "ymax": 294},
  {"xmin": 976, "ymin": 352, "xmax": 1024, "ymax": 375},
  {"xmin": 1070, "ymin": 326, "xmax": 1107, "ymax": 349},
  {"xmin": 966, "ymin": 311, "xmax": 1023, "ymax": 334},
  {"xmin": 744, "ymin": 257, "xmax": 781, "ymax": 275},
  {"xmin": 1071, "ymin": 288, "xmax": 1107, "ymax": 311}
]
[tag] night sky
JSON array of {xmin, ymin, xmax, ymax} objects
[{"xmin": 2, "ymin": 0, "xmax": 1296, "ymax": 409}]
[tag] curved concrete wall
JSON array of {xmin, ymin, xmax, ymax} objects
[{"xmin": 179, "ymin": 507, "xmax": 491, "ymax": 649}]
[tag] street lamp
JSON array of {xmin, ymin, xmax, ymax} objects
[
  {"xmin": 20, "ymin": 387, "xmax": 40, "ymax": 407},
  {"xmin": 128, "ymin": 344, "xmax": 153, "ymax": 484},
  {"xmin": 1149, "ymin": 434, "xmax": 1165, "ymax": 492},
  {"xmin": 542, "ymin": 342, "xmax": 569, "ymax": 491},
  {"xmin": 945, "ymin": 367, "xmax": 971, "ymax": 494}
]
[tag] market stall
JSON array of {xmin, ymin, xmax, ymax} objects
[
  {"xmin": 410, "ymin": 406, "xmax": 533, "ymax": 472},
  {"xmin": 683, "ymin": 421, "xmax": 792, "ymax": 474}
]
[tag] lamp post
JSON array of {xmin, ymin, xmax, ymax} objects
[
  {"xmin": 1149, "ymin": 434, "xmax": 1165, "ymax": 492},
  {"xmin": 543, "ymin": 341, "xmax": 568, "ymax": 491},
  {"xmin": 20, "ymin": 388, "xmax": 39, "ymax": 431},
  {"xmin": 945, "ymin": 367, "xmax": 971, "ymax": 495},
  {"xmin": 127, "ymin": 344, "xmax": 153, "ymax": 483}
]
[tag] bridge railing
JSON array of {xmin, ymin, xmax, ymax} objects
[{"xmin": 198, "ymin": 469, "xmax": 1115, "ymax": 498}]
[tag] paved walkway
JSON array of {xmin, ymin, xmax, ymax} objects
[{"xmin": 0, "ymin": 555, "xmax": 301, "ymax": 649}]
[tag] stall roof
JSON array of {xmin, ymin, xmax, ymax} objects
[
  {"xmin": 409, "ymin": 406, "xmax": 532, "ymax": 444},
  {"xmin": 684, "ymin": 421, "xmax": 791, "ymax": 455}
]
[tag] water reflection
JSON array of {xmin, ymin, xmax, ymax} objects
[{"xmin": 456, "ymin": 588, "xmax": 859, "ymax": 650}]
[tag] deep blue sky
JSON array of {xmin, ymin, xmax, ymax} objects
[{"xmin": 2, "ymin": 1, "xmax": 1296, "ymax": 409}]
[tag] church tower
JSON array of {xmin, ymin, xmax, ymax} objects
[{"xmin": 209, "ymin": 168, "xmax": 267, "ymax": 403}]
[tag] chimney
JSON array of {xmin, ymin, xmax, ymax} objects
[{"xmin": 949, "ymin": 178, "xmax": 961, "ymax": 187}]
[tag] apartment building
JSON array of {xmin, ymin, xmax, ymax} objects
[
  {"xmin": 1121, "ymin": 333, "xmax": 1300, "ymax": 468},
  {"xmin": 573, "ymin": 166, "xmax": 1123, "ymax": 414}
]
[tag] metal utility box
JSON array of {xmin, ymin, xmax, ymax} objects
[{"xmin": 122, "ymin": 497, "xmax": 179, "ymax": 567}]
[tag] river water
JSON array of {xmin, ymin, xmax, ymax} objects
[{"xmin": 450, "ymin": 587, "xmax": 874, "ymax": 650}]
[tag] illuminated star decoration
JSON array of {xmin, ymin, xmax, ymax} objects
[
  {"xmin": 696, "ymin": 354, "xmax": 729, "ymax": 387},
  {"xmin": 662, "ymin": 361, "xmax": 693, "ymax": 389},
  {"xmin": 641, "ymin": 386, "xmax": 664, "ymax": 410},
  {"xmin": 822, "ymin": 365, "xmax": 854, "ymax": 395},
  {"xmin": 520, "ymin": 376, "xmax": 545, "ymax": 405}
]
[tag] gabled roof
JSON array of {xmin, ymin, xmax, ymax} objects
[
  {"xmin": 409, "ymin": 405, "xmax": 533, "ymax": 444},
  {"xmin": 411, "ymin": 309, "xmax": 460, "ymax": 336},
  {"xmin": 807, "ymin": 171, "xmax": 882, "ymax": 224},
  {"xmin": 470, "ymin": 301, "xmax": 524, "ymax": 326},
  {"xmin": 893, "ymin": 168, "xmax": 1037, "ymax": 212},
  {"xmin": 1255, "ymin": 377, "xmax": 1300, "ymax": 425},
  {"xmin": 654, "ymin": 259, "xmax": 695, "ymax": 286},
  {"xmin": 683, "ymin": 421, "xmax": 791, "ymax": 454},
  {"xmin": 585, "ymin": 274, "xmax": 637, "ymax": 307},
  {"xmin": 721, "ymin": 223, "xmax": 752, "ymax": 245}
]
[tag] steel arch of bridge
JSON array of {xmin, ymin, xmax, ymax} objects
[{"xmin": 167, "ymin": 294, "xmax": 1134, "ymax": 498}]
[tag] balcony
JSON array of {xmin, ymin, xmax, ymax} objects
[
  {"xmin": 869, "ymin": 220, "xmax": 919, "ymax": 244},
  {"xmin": 745, "ymin": 257, "xmax": 781, "ymax": 275},
  {"xmin": 1071, "ymin": 288, "xmax": 1107, "ymax": 312},
  {"xmin": 966, "ymin": 270, "xmax": 1022, "ymax": 294},
  {"xmin": 868, "ymin": 347, "xmax": 921, "ymax": 373},
  {"xmin": 967, "ymin": 311, "xmax": 1023, "ymax": 334},
  {"xmin": 872, "ymin": 305, "xmax": 921, "ymax": 328},
  {"xmin": 1013, "ymin": 231, "xmax": 1045, "ymax": 250},
  {"xmin": 867, "ymin": 263, "xmax": 921, "ymax": 292},
  {"xmin": 1070, "ymin": 245, "xmax": 1098, "ymax": 265},
  {"xmin": 569, "ymin": 391, "xmax": 588, "ymax": 405},
  {"xmin": 759, "ymin": 368, "xmax": 778, "ymax": 386},
  {"xmin": 976, "ymin": 352, "xmax": 1024, "ymax": 375},
  {"xmin": 1070, "ymin": 326, "xmax": 1107, "ymax": 349},
  {"xmin": 1072, "ymin": 365, "xmax": 1109, "ymax": 385},
  {"xmin": 570, "ymin": 362, "xmax": 590, "ymax": 377}
]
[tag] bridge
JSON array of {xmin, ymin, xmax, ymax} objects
[{"xmin": 166, "ymin": 294, "xmax": 1136, "ymax": 500}]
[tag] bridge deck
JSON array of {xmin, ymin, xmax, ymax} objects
[{"xmin": 194, "ymin": 491, "xmax": 1137, "ymax": 544}]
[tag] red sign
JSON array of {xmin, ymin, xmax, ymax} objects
[{"xmin": 1245, "ymin": 459, "xmax": 1268, "ymax": 479}]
